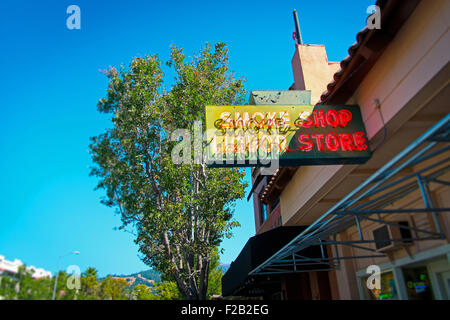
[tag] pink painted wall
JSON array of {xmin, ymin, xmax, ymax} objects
[{"xmin": 291, "ymin": 44, "xmax": 340, "ymax": 104}]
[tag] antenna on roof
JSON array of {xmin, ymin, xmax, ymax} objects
[{"xmin": 293, "ymin": 9, "xmax": 303, "ymax": 45}]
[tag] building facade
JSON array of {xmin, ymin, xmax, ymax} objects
[
  {"xmin": 222, "ymin": 0, "xmax": 450, "ymax": 300},
  {"xmin": 0, "ymin": 254, "xmax": 52, "ymax": 279}
]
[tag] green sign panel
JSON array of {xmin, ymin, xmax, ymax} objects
[{"xmin": 205, "ymin": 104, "xmax": 371, "ymax": 167}]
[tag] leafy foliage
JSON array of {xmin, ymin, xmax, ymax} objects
[
  {"xmin": 0, "ymin": 266, "xmax": 54, "ymax": 300},
  {"xmin": 132, "ymin": 284, "xmax": 154, "ymax": 300},
  {"xmin": 89, "ymin": 42, "xmax": 247, "ymax": 299},
  {"xmin": 100, "ymin": 276, "xmax": 129, "ymax": 300},
  {"xmin": 206, "ymin": 247, "xmax": 223, "ymax": 299},
  {"xmin": 0, "ymin": 266, "xmax": 177, "ymax": 300}
]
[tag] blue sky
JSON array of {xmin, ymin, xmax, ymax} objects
[{"xmin": 0, "ymin": 0, "xmax": 373, "ymax": 277}]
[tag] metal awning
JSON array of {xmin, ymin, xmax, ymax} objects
[
  {"xmin": 249, "ymin": 114, "xmax": 450, "ymax": 276},
  {"xmin": 221, "ymin": 226, "xmax": 326, "ymax": 297}
]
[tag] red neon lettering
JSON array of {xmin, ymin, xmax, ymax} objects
[
  {"xmin": 339, "ymin": 133, "xmax": 355, "ymax": 151},
  {"xmin": 293, "ymin": 131, "xmax": 367, "ymax": 153},
  {"xmin": 325, "ymin": 132, "xmax": 340, "ymax": 151},
  {"xmin": 303, "ymin": 109, "xmax": 353, "ymax": 128},
  {"xmin": 353, "ymin": 132, "xmax": 368, "ymax": 151},
  {"xmin": 298, "ymin": 133, "xmax": 313, "ymax": 151},
  {"xmin": 339, "ymin": 109, "xmax": 352, "ymax": 127},
  {"xmin": 312, "ymin": 133, "xmax": 326, "ymax": 151},
  {"xmin": 302, "ymin": 114, "xmax": 314, "ymax": 128},
  {"xmin": 314, "ymin": 110, "xmax": 327, "ymax": 127},
  {"xmin": 326, "ymin": 110, "xmax": 340, "ymax": 127}
]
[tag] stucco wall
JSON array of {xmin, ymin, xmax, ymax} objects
[
  {"xmin": 291, "ymin": 44, "xmax": 340, "ymax": 104},
  {"xmin": 281, "ymin": 0, "xmax": 450, "ymax": 231}
]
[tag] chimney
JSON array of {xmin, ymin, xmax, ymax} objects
[{"xmin": 291, "ymin": 44, "xmax": 340, "ymax": 104}]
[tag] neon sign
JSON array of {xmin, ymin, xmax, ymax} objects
[{"xmin": 205, "ymin": 105, "xmax": 371, "ymax": 167}]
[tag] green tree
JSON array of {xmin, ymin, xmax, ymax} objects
[
  {"xmin": 100, "ymin": 276, "xmax": 129, "ymax": 300},
  {"xmin": 152, "ymin": 281, "xmax": 183, "ymax": 300},
  {"xmin": 79, "ymin": 267, "xmax": 100, "ymax": 300},
  {"xmin": 0, "ymin": 275, "xmax": 16, "ymax": 299},
  {"xmin": 89, "ymin": 42, "xmax": 247, "ymax": 300},
  {"xmin": 206, "ymin": 248, "xmax": 223, "ymax": 299},
  {"xmin": 52, "ymin": 270, "xmax": 75, "ymax": 300},
  {"xmin": 0, "ymin": 266, "xmax": 53, "ymax": 300},
  {"xmin": 132, "ymin": 284, "xmax": 154, "ymax": 300}
]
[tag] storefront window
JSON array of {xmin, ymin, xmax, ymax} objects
[
  {"xmin": 366, "ymin": 271, "xmax": 398, "ymax": 300},
  {"xmin": 402, "ymin": 266, "xmax": 434, "ymax": 300}
]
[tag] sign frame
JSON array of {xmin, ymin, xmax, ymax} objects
[{"xmin": 205, "ymin": 104, "xmax": 371, "ymax": 168}]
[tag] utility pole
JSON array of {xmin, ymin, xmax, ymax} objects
[
  {"xmin": 293, "ymin": 9, "xmax": 303, "ymax": 45},
  {"xmin": 52, "ymin": 251, "xmax": 80, "ymax": 300}
]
